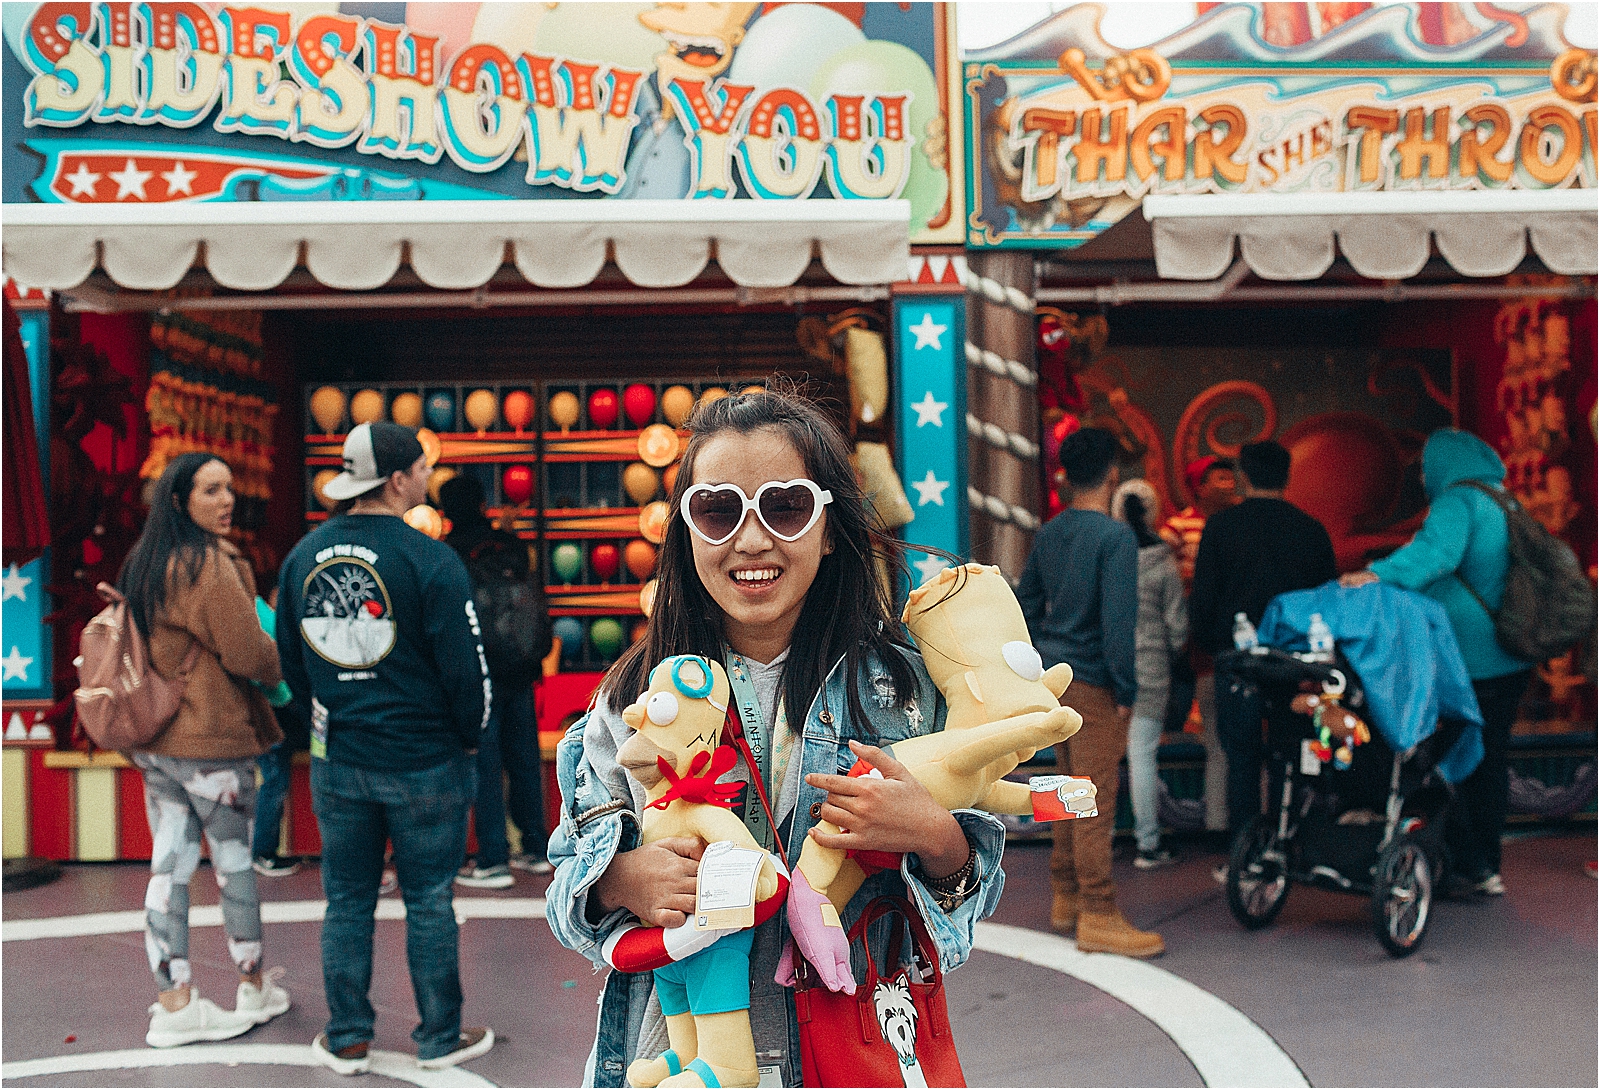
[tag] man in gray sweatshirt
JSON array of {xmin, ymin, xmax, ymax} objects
[{"xmin": 1017, "ymin": 427, "xmax": 1163, "ymax": 958}]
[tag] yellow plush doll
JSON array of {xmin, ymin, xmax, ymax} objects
[
  {"xmin": 783, "ymin": 563, "xmax": 1087, "ymax": 992},
  {"xmin": 607, "ymin": 655, "xmax": 788, "ymax": 1089}
]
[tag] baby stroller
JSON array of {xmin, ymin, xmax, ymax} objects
[{"xmin": 1215, "ymin": 643, "xmax": 1462, "ymax": 957}]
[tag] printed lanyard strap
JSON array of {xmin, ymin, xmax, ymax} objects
[{"xmin": 723, "ymin": 650, "xmax": 778, "ymax": 855}]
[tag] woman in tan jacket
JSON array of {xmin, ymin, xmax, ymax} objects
[{"xmin": 116, "ymin": 452, "xmax": 292, "ymax": 1048}]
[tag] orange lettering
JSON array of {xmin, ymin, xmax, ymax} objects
[
  {"xmin": 1346, "ymin": 106, "xmax": 1399, "ymax": 184},
  {"xmin": 1074, "ymin": 106, "xmax": 1128, "ymax": 184},
  {"xmin": 1458, "ymin": 103, "xmax": 1513, "ymax": 183},
  {"xmin": 1396, "ymin": 106, "xmax": 1451, "ymax": 180},
  {"xmin": 1130, "ymin": 105, "xmax": 1186, "ymax": 182},
  {"xmin": 1520, "ymin": 103, "xmax": 1583, "ymax": 185},
  {"xmin": 1193, "ymin": 104, "xmax": 1248, "ymax": 184},
  {"xmin": 1021, "ymin": 107, "xmax": 1076, "ymax": 190}
]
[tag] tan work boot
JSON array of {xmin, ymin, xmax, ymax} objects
[
  {"xmin": 1076, "ymin": 906, "xmax": 1165, "ymax": 958},
  {"xmin": 1050, "ymin": 891, "xmax": 1078, "ymax": 936}
]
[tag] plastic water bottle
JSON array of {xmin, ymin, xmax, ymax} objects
[
  {"xmin": 1307, "ymin": 613, "xmax": 1334, "ymax": 661},
  {"xmin": 1233, "ymin": 612, "xmax": 1259, "ymax": 651}
]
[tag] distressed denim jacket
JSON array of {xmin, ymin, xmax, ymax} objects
[{"xmin": 545, "ymin": 646, "xmax": 1008, "ymax": 1087}]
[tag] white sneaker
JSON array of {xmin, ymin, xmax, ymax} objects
[
  {"xmin": 146, "ymin": 990, "xmax": 255, "ymax": 1048},
  {"xmin": 236, "ymin": 967, "xmax": 291, "ymax": 1025}
]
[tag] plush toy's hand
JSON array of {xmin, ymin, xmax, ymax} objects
[{"xmin": 779, "ymin": 871, "xmax": 855, "ymax": 994}]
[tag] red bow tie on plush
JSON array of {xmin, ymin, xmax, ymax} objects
[{"xmin": 646, "ymin": 745, "xmax": 742, "ymax": 811}]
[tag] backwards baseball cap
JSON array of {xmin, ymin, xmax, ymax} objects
[
  {"xmin": 1184, "ymin": 455, "xmax": 1228, "ymax": 492},
  {"xmin": 322, "ymin": 421, "xmax": 425, "ymax": 501}
]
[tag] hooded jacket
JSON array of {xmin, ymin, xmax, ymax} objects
[{"xmin": 1369, "ymin": 429, "xmax": 1529, "ymax": 680}]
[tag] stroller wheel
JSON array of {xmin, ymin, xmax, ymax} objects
[
  {"xmin": 1226, "ymin": 817, "xmax": 1291, "ymax": 930},
  {"xmin": 1372, "ymin": 834, "xmax": 1433, "ymax": 957}
]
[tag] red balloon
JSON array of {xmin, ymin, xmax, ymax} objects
[
  {"xmin": 588, "ymin": 389, "xmax": 620, "ymax": 429},
  {"xmin": 623, "ymin": 384, "xmax": 656, "ymax": 427},
  {"xmin": 590, "ymin": 542, "xmax": 620, "ymax": 582},
  {"xmin": 502, "ymin": 465, "xmax": 535, "ymax": 506}
]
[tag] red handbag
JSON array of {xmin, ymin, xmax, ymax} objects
[{"xmin": 793, "ymin": 895, "xmax": 966, "ymax": 1088}]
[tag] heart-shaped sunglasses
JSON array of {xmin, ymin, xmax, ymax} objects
[{"xmin": 680, "ymin": 479, "xmax": 834, "ymax": 545}]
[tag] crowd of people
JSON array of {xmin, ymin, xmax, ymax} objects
[{"xmin": 108, "ymin": 387, "xmax": 1546, "ymax": 1080}]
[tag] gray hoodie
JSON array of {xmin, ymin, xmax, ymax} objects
[{"xmin": 1132, "ymin": 542, "xmax": 1188, "ymax": 721}]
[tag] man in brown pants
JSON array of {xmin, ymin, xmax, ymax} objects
[{"xmin": 1016, "ymin": 428, "xmax": 1164, "ymax": 958}]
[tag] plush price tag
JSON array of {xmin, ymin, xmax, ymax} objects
[
  {"xmin": 1300, "ymin": 738, "xmax": 1323, "ymax": 776},
  {"xmin": 1029, "ymin": 775, "xmax": 1098, "ymax": 821},
  {"xmin": 694, "ymin": 841, "xmax": 766, "ymax": 931}
]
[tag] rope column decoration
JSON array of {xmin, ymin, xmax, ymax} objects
[{"xmin": 963, "ymin": 253, "xmax": 1042, "ymax": 578}]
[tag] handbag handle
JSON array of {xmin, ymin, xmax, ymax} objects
[{"xmin": 845, "ymin": 896, "xmax": 952, "ymax": 1043}]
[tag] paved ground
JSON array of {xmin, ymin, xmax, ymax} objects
[{"xmin": 3, "ymin": 829, "xmax": 1594, "ymax": 1087}]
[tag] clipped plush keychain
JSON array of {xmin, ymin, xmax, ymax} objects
[{"xmin": 1291, "ymin": 671, "xmax": 1371, "ymax": 770}]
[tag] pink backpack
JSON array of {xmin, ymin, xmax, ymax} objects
[{"xmin": 74, "ymin": 583, "xmax": 199, "ymax": 751}]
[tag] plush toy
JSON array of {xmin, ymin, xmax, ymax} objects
[
  {"xmin": 784, "ymin": 563, "xmax": 1086, "ymax": 992},
  {"xmin": 1291, "ymin": 691, "xmax": 1372, "ymax": 769},
  {"xmin": 609, "ymin": 655, "xmax": 789, "ymax": 1089}
]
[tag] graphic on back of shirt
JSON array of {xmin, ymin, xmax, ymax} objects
[{"xmin": 301, "ymin": 555, "xmax": 396, "ymax": 669}]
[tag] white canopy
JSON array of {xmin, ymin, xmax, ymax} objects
[
  {"xmin": 1143, "ymin": 190, "xmax": 1598, "ymax": 282},
  {"xmin": 0, "ymin": 199, "xmax": 911, "ymax": 293}
]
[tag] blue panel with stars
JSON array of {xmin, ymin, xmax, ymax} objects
[
  {"xmin": 3, "ymin": 311, "xmax": 52, "ymax": 699},
  {"xmin": 894, "ymin": 297, "xmax": 965, "ymax": 589}
]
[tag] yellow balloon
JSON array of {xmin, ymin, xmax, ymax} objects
[
  {"xmin": 312, "ymin": 469, "xmax": 339, "ymax": 510},
  {"xmin": 549, "ymin": 390, "xmax": 581, "ymax": 431},
  {"xmin": 350, "ymin": 389, "xmax": 384, "ymax": 425},
  {"xmin": 464, "ymin": 389, "xmax": 498, "ymax": 433},
  {"xmin": 309, "ymin": 386, "xmax": 346, "ymax": 433},
  {"xmin": 390, "ymin": 392, "xmax": 423, "ymax": 428},
  {"xmin": 622, "ymin": 462, "xmax": 660, "ymax": 505},
  {"xmin": 427, "ymin": 466, "xmax": 457, "ymax": 505},
  {"xmin": 660, "ymin": 385, "xmax": 695, "ymax": 428},
  {"xmin": 404, "ymin": 504, "xmax": 444, "ymax": 539}
]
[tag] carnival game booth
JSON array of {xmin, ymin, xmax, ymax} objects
[
  {"xmin": 0, "ymin": 1, "xmax": 980, "ymax": 862},
  {"xmin": 962, "ymin": 1, "xmax": 1599, "ymax": 832}
]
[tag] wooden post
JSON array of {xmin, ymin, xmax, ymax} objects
[{"xmin": 963, "ymin": 252, "xmax": 1040, "ymax": 579}]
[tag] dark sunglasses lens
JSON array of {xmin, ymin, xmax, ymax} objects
[
  {"xmin": 688, "ymin": 487, "xmax": 743, "ymax": 540},
  {"xmin": 758, "ymin": 485, "xmax": 816, "ymax": 537}
]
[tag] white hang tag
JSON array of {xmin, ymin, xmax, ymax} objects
[
  {"xmin": 1300, "ymin": 738, "xmax": 1322, "ymax": 776},
  {"xmin": 694, "ymin": 840, "xmax": 765, "ymax": 931}
]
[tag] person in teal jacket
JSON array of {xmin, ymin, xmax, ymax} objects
[{"xmin": 1343, "ymin": 429, "xmax": 1532, "ymax": 896}]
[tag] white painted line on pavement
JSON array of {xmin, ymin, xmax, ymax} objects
[
  {"xmin": 1, "ymin": 898, "xmax": 549, "ymax": 942},
  {"xmin": 1, "ymin": 1044, "xmax": 496, "ymax": 1086},
  {"xmin": 974, "ymin": 921, "xmax": 1309, "ymax": 1088}
]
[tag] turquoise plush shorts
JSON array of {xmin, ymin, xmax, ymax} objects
[{"xmin": 652, "ymin": 930, "xmax": 754, "ymax": 1016}]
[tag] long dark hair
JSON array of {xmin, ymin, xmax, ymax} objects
[
  {"xmin": 116, "ymin": 452, "xmax": 228, "ymax": 635},
  {"xmin": 602, "ymin": 386, "xmax": 917, "ymax": 737}
]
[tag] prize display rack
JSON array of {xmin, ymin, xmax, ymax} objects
[{"xmin": 303, "ymin": 378, "xmax": 760, "ymax": 671}]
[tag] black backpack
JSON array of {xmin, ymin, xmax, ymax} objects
[
  {"xmin": 1451, "ymin": 480, "xmax": 1596, "ymax": 664},
  {"xmin": 464, "ymin": 535, "xmax": 551, "ymax": 688}
]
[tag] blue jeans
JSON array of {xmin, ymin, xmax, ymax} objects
[
  {"xmin": 252, "ymin": 743, "xmax": 293, "ymax": 860},
  {"xmin": 1127, "ymin": 714, "xmax": 1164, "ymax": 852},
  {"xmin": 311, "ymin": 754, "xmax": 476, "ymax": 1060},
  {"xmin": 471, "ymin": 680, "xmax": 547, "ymax": 868}
]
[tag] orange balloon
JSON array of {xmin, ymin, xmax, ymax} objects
[
  {"xmin": 312, "ymin": 469, "xmax": 339, "ymax": 509},
  {"xmin": 639, "ymin": 578, "xmax": 659, "ymax": 617},
  {"xmin": 426, "ymin": 466, "xmax": 456, "ymax": 505},
  {"xmin": 350, "ymin": 389, "xmax": 384, "ymax": 425},
  {"xmin": 416, "ymin": 428, "xmax": 442, "ymax": 467},
  {"xmin": 464, "ymin": 389, "xmax": 498, "ymax": 433},
  {"xmin": 661, "ymin": 385, "xmax": 695, "ymax": 428},
  {"xmin": 404, "ymin": 504, "xmax": 444, "ymax": 539},
  {"xmin": 624, "ymin": 539, "xmax": 657, "ymax": 580},
  {"xmin": 639, "ymin": 501, "xmax": 670, "ymax": 545},
  {"xmin": 742, "ymin": 384, "xmax": 764, "ymax": 395},
  {"xmin": 662, "ymin": 463, "xmax": 680, "ymax": 496},
  {"xmin": 699, "ymin": 386, "xmax": 728, "ymax": 408},
  {"xmin": 503, "ymin": 390, "xmax": 535, "ymax": 432},
  {"xmin": 309, "ymin": 386, "xmax": 346, "ymax": 433},
  {"xmin": 622, "ymin": 462, "xmax": 660, "ymax": 505},
  {"xmin": 390, "ymin": 392, "xmax": 423, "ymax": 428},
  {"xmin": 637, "ymin": 424, "xmax": 679, "ymax": 468}
]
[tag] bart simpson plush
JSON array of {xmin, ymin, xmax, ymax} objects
[
  {"xmin": 783, "ymin": 563, "xmax": 1085, "ymax": 993},
  {"xmin": 609, "ymin": 655, "xmax": 788, "ymax": 1088}
]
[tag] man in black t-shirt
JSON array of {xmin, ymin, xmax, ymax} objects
[
  {"xmin": 278, "ymin": 422, "xmax": 495, "ymax": 1074},
  {"xmin": 1190, "ymin": 441, "xmax": 1337, "ymax": 842}
]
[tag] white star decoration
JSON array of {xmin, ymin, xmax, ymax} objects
[
  {"xmin": 1, "ymin": 646, "xmax": 34, "ymax": 683},
  {"xmin": 908, "ymin": 313, "xmax": 947, "ymax": 351},
  {"xmin": 161, "ymin": 161, "xmax": 198, "ymax": 197},
  {"xmin": 109, "ymin": 158, "xmax": 152, "ymax": 201},
  {"xmin": 1, "ymin": 565, "xmax": 31, "ymax": 602},
  {"xmin": 911, "ymin": 391, "xmax": 948, "ymax": 428},
  {"xmin": 912, "ymin": 554, "xmax": 947, "ymax": 585},
  {"xmin": 64, "ymin": 162, "xmax": 100, "ymax": 198},
  {"xmin": 911, "ymin": 470, "xmax": 949, "ymax": 507}
]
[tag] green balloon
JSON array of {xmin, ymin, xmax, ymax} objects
[
  {"xmin": 551, "ymin": 543, "xmax": 583, "ymax": 584},
  {"xmin": 589, "ymin": 618, "xmax": 625, "ymax": 660},
  {"xmin": 810, "ymin": 40, "xmax": 947, "ymax": 234}
]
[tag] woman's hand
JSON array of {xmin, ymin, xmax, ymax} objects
[
  {"xmin": 805, "ymin": 740, "xmax": 970, "ymax": 878},
  {"xmin": 591, "ymin": 836, "xmax": 705, "ymax": 928},
  {"xmin": 1340, "ymin": 569, "xmax": 1380, "ymax": 589}
]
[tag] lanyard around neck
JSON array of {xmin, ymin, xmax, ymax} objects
[{"xmin": 723, "ymin": 649, "xmax": 778, "ymax": 854}]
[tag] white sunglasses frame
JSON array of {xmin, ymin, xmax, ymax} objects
[{"xmin": 680, "ymin": 478, "xmax": 834, "ymax": 546}]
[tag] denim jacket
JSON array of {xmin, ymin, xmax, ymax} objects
[{"xmin": 545, "ymin": 646, "xmax": 1008, "ymax": 1087}]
